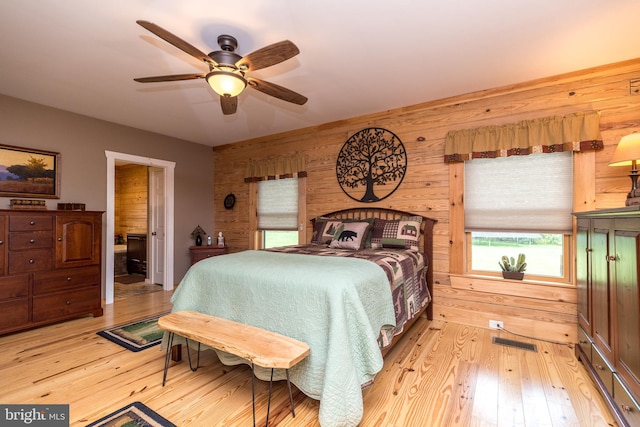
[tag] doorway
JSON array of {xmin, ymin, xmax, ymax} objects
[{"xmin": 105, "ymin": 151, "xmax": 175, "ymax": 305}]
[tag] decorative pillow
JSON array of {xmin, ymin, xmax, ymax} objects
[
  {"xmin": 328, "ymin": 221, "xmax": 371, "ymax": 250},
  {"xmin": 370, "ymin": 216, "xmax": 422, "ymax": 251},
  {"xmin": 311, "ymin": 217, "xmax": 375, "ymax": 246},
  {"xmin": 311, "ymin": 217, "xmax": 344, "ymax": 245}
]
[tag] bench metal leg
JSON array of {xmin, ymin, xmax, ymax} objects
[
  {"xmin": 162, "ymin": 332, "xmax": 175, "ymax": 386},
  {"xmin": 286, "ymin": 369, "xmax": 296, "ymax": 418},
  {"xmin": 163, "ymin": 334, "xmax": 202, "ymax": 386},
  {"xmin": 251, "ymin": 364, "xmax": 257, "ymax": 427},
  {"xmin": 251, "ymin": 365, "xmax": 296, "ymax": 427},
  {"xmin": 185, "ymin": 338, "xmax": 201, "ymax": 372},
  {"xmin": 265, "ymin": 368, "xmax": 274, "ymax": 426}
]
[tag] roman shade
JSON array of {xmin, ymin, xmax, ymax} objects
[
  {"xmin": 464, "ymin": 151, "xmax": 573, "ymax": 232},
  {"xmin": 257, "ymin": 178, "xmax": 299, "ymax": 230}
]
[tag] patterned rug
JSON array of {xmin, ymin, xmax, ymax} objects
[
  {"xmin": 115, "ymin": 273, "xmax": 147, "ymax": 284},
  {"xmin": 97, "ymin": 313, "xmax": 167, "ymax": 352},
  {"xmin": 86, "ymin": 401, "xmax": 175, "ymax": 427},
  {"xmin": 115, "ymin": 274, "xmax": 163, "ymax": 299}
]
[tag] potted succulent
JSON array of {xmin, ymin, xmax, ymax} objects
[{"xmin": 499, "ymin": 253, "xmax": 526, "ymax": 280}]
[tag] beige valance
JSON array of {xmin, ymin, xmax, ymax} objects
[
  {"xmin": 443, "ymin": 111, "xmax": 603, "ymax": 163},
  {"xmin": 244, "ymin": 153, "xmax": 307, "ymax": 182}
]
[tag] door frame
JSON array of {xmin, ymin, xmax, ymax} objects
[{"xmin": 105, "ymin": 151, "xmax": 175, "ymax": 305}]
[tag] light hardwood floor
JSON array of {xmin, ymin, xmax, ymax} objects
[{"xmin": 0, "ymin": 291, "xmax": 616, "ymax": 426}]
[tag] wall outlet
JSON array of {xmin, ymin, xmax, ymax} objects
[{"xmin": 489, "ymin": 320, "xmax": 504, "ymax": 329}]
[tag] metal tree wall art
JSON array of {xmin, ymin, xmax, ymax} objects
[{"xmin": 336, "ymin": 127, "xmax": 407, "ymax": 202}]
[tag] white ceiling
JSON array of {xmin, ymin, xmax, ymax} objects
[{"xmin": 1, "ymin": 1, "xmax": 640, "ymax": 147}]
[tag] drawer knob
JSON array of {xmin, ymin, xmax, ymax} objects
[
  {"xmin": 0, "ymin": 240, "xmax": 3, "ymax": 245},
  {"xmin": 606, "ymin": 255, "xmax": 616, "ymax": 262},
  {"xmin": 29, "ymin": 239, "xmax": 35, "ymax": 244},
  {"xmin": 579, "ymin": 340, "xmax": 587, "ymax": 344},
  {"xmin": 57, "ymin": 237, "xmax": 62, "ymax": 242},
  {"xmin": 66, "ymin": 300, "xmax": 71, "ymax": 305},
  {"xmin": 66, "ymin": 276, "xmax": 72, "ymax": 281},
  {"xmin": 29, "ymin": 259, "xmax": 35, "ymax": 264},
  {"xmin": 595, "ymin": 364, "xmax": 604, "ymax": 370},
  {"xmin": 30, "ymin": 221, "xmax": 35, "ymax": 225},
  {"xmin": 621, "ymin": 404, "xmax": 633, "ymax": 413}
]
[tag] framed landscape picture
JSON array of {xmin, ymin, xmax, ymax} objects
[{"xmin": 0, "ymin": 144, "xmax": 60, "ymax": 198}]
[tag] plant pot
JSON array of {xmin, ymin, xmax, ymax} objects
[{"xmin": 502, "ymin": 271, "xmax": 524, "ymax": 280}]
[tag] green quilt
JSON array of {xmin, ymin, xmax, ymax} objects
[{"xmin": 170, "ymin": 250, "xmax": 396, "ymax": 427}]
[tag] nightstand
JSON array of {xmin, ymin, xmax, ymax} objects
[{"xmin": 189, "ymin": 245, "xmax": 227, "ymax": 265}]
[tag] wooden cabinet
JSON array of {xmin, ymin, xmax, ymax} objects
[
  {"xmin": 189, "ymin": 245, "xmax": 227, "ymax": 265},
  {"xmin": 574, "ymin": 208, "xmax": 640, "ymax": 427},
  {"xmin": 0, "ymin": 210, "xmax": 103, "ymax": 335},
  {"xmin": 56, "ymin": 213, "xmax": 101, "ymax": 268}
]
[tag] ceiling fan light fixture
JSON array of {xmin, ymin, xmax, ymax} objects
[{"xmin": 206, "ymin": 70, "xmax": 247, "ymax": 97}]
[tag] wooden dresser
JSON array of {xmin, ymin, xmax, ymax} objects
[
  {"xmin": 0, "ymin": 209, "xmax": 103, "ymax": 335},
  {"xmin": 189, "ymin": 245, "xmax": 227, "ymax": 265},
  {"xmin": 574, "ymin": 208, "xmax": 640, "ymax": 427}
]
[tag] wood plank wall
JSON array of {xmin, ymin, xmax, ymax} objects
[
  {"xmin": 213, "ymin": 58, "xmax": 640, "ymax": 343},
  {"xmin": 114, "ymin": 164, "xmax": 148, "ymax": 238}
]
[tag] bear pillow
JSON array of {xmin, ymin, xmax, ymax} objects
[{"xmin": 328, "ymin": 221, "xmax": 371, "ymax": 250}]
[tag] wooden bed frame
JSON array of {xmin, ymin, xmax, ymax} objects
[{"xmin": 313, "ymin": 207, "xmax": 437, "ymax": 355}]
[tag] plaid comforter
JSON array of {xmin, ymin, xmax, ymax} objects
[{"xmin": 267, "ymin": 244, "xmax": 430, "ymax": 347}]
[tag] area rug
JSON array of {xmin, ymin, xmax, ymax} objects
[
  {"xmin": 86, "ymin": 401, "xmax": 175, "ymax": 427},
  {"xmin": 114, "ymin": 273, "xmax": 147, "ymax": 284},
  {"xmin": 97, "ymin": 313, "xmax": 167, "ymax": 352}
]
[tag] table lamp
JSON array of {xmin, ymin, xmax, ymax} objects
[{"xmin": 609, "ymin": 133, "xmax": 640, "ymax": 206}]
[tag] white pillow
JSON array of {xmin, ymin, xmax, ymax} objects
[{"xmin": 328, "ymin": 222, "xmax": 371, "ymax": 250}]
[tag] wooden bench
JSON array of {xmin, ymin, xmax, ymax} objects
[{"xmin": 158, "ymin": 310, "xmax": 310, "ymax": 427}]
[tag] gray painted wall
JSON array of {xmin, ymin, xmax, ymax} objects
[{"xmin": 0, "ymin": 94, "xmax": 215, "ymax": 285}]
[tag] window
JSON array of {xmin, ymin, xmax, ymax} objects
[
  {"xmin": 464, "ymin": 152, "xmax": 572, "ymax": 282},
  {"xmin": 257, "ymin": 178, "xmax": 300, "ymax": 248}
]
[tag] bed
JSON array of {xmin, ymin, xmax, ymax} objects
[{"xmin": 168, "ymin": 208, "xmax": 436, "ymax": 426}]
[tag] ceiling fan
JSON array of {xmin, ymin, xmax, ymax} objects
[{"xmin": 134, "ymin": 20, "xmax": 307, "ymax": 115}]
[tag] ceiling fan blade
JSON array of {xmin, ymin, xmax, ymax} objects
[
  {"xmin": 220, "ymin": 95, "xmax": 238, "ymax": 115},
  {"xmin": 236, "ymin": 40, "xmax": 299, "ymax": 72},
  {"xmin": 136, "ymin": 20, "xmax": 214, "ymax": 65},
  {"xmin": 247, "ymin": 78, "xmax": 308, "ymax": 105},
  {"xmin": 134, "ymin": 73, "xmax": 205, "ymax": 83}
]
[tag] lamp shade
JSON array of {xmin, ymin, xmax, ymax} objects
[
  {"xmin": 206, "ymin": 70, "xmax": 247, "ymax": 97},
  {"xmin": 609, "ymin": 133, "xmax": 640, "ymax": 167}
]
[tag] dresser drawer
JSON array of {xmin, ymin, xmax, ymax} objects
[
  {"xmin": 577, "ymin": 326, "xmax": 592, "ymax": 361},
  {"xmin": 0, "ymin": 274, "xmax": 29, "ymax": 300},
  {"xmin": 9, "ymin": 215, "xmax": 53, "ymax": 232},
  {"xmin": 9, "ymin": 231, "xmax": 53, "ymax": 251},
  {"xmin": 33, "ymin": 266, "xmax": 100, "ymax": 295},
  {"xmin": 8, "ymin": 250, "xmax": 52, "ymax": 274},
  {"xmin": 0, "ymin": 298, "xmax": 29, "ymax": 330},
  {"xmin": 32, "ymin": 286, "xmax": 101, "ymax": 323},
  {"xmin": 593, "ymin": 345, "xmax": 614, "ymax": 395},
  {"xmin": 614, "ymin": 374, "xmax": 640, "ymax": 427},
  {"xmin": 190, "ymin": 246, "xmax": 227, "ymax": 265}
]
